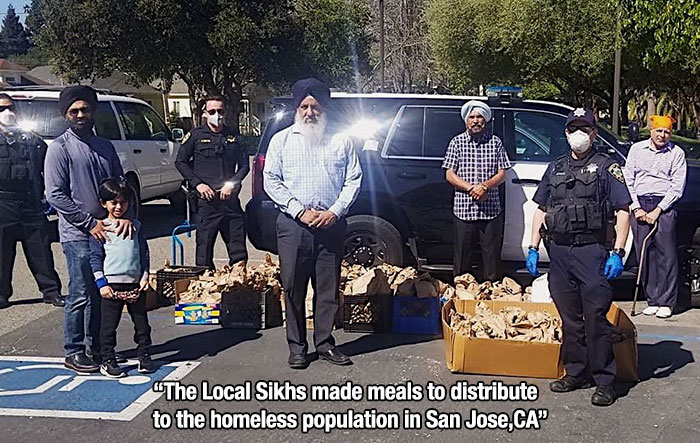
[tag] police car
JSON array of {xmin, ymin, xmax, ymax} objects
[
  {"xmin": 247, "ymin": 89, "xmax": 700, "ymax": 289},
  {"xmin": 4, "ymin": 87, "xmax": 184, "ymax": 208}
]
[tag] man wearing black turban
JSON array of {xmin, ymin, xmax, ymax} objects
[{"xmin": 45, "ymin": 85, "xmax": 135, "ymax": 374}]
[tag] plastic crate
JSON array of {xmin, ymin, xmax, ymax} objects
[
  {"xmin": 156, "ymin": 266, "xmax": 209, "ymax": 300},
  {"xmin": 220, "ymin": 288, "xmax": 283, "ymax": 330},
  {"xmin": 342, "ymin": 294, "xmax": 392, "ymax": 333},
  {"xmin": 392, "ymin": 296, "xmax": 441, "ymax": 335}
]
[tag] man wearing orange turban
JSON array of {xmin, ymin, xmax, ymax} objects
[{"xmin": 623, "ymin": 115, "xmax": 687, "ymax": 318}]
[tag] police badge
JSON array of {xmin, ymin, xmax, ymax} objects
[{"xmin": 607, "ymin": 163, "xmax": 625, "ymax": 183}]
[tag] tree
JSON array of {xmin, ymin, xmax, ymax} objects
[
  {"xmin": 0, "ymin": 5, "xmax": 31, "ymax": 58},
  {"xmin": 35, "ymin": 0, "xmax": 371, "ymax": 127},
  {"xmin": 427, "ymin": 0, "xmax": 619, "ymax": 110}
]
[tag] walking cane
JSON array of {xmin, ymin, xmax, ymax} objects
[{"xmin": 631, "ymin": 220, "xmax": 659, "ymax": 316}]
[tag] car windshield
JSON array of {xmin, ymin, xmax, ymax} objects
[{"xmin": 14, "ymin": 99, "xmax": 68, "ymax": 139}]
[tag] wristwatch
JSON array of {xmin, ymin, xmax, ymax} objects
[
  {"xmin": 528, "ymin": 245, "xmax": 539, "ymax": 251},
  {"xmin": 612, "ymin": 248, "xmax": 626, "ymax": 258}
]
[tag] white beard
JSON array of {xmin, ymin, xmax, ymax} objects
[{"xmin": 295, "ymin": 112, "xmax": 327, "ymax": 145}]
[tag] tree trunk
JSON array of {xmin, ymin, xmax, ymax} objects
[
  {"xmin": 179, "ymin": 73, "xmax": 203, "ymax": 127},
  {"xmin": 620, "ymin": 95, "xmax": 630, "ymax": 128},
  {"xmin": 223, "ymin": 80, "xmax": 242, "ymax": 132},
  {"xmin": 646, "ymin": 93, "xmax": 657, "ymax": 127},
  {"xmin": 692, "ymin": 102, "xmax": 700, "ymax": 140}
]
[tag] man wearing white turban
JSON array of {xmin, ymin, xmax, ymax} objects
[
  {"xmin": 442, "ymin": 100, "xmax": 511, "ymax": 281},
  {"xmin": 460, "ymin": 100, "xmax": 492, "ymax": 123}
]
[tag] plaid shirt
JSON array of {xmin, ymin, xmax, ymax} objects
[
  {"xmin": 263, "ymin": 124, "xmax": 363, "ymax": 219},
  {"xmin": 442, "ymin": 131, "xmax": 511, "ymax": 221}
]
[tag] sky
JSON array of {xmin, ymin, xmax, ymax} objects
[{"xmin": 0, "ymin": 1, "xmax": 30, "ymax": 24}]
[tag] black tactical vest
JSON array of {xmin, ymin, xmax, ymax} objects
[
  {"xmin": 545, "ymin": 152, "xmax": 612, "ymax": 246},
  {"xmin": 0, "ymin": 133, "xmax": 33, "ymax": 195}
]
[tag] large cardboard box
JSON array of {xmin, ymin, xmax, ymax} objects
[{"xmin": 442, "ymin": 299, "xmax": 638, "ymax": 381}]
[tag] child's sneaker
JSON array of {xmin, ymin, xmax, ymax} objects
[
  {"xmin": 138, "ymin": 354, "xmax": 156, "ymax": 374},
  {"xmin": 100, "ymin": 359, "xmax": 126, "ymax": 378}
]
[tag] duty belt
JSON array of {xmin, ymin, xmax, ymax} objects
[{"xmin": 550, "ymin": 231, "xmax": 604, "ymax": 246}]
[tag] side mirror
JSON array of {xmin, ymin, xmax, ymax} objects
[
  {"xmin": 626, "ymin": 122, "xmax": 640, "ymax": 143},
  {"xmin": 172, "ymin": 128, "xmax": 184, "ymax": 142}
]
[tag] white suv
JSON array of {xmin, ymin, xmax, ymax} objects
[{"xmin": 5, "ymin": 87, "xmax": 184, "ymax": 206}]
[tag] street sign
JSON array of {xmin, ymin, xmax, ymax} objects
[{"xmin": 0, "ymin": 356, "xmax": 199, "ymax": 421}]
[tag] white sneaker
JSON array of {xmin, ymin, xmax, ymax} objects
[
  {"xmin": 643, "ymin": 306, "xmax": 659, "ymax": 316},
  {"xmin": 656, "ymin": 307, "xmax": 672, "ymax": 318}
]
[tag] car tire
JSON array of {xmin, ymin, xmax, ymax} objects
[{"xmin": 344, "ymin": 215, "xmax": 404, "ymax": 267}]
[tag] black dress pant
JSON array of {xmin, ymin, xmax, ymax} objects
[
  {"xmin": 548, "ymin": 242, "xmax": 616, "ymax": 386},
  {"xmin": 0, "ymin": 199, "xmax": 61, "ymax": 300},
  {"xmin": 196, "ymin": 196, "xmax": 247, "ymax": 268},
  {"xmin": 276, "ymin": 213, "xmax": 345, "ymax": 356},
  {"xmin": 453, "ymin": 212, "xmax": 504, "ymax": 281},
  {"xmin": 100, "ymin": 283, "xmax": 152, "ymax": 361}
]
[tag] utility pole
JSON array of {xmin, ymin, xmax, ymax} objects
[
  {"xmin": 379, "ymin": 0, "xmax": 385, "ymax": 92},
  {"xmin": 612, "ymin": 5, "xmax": 622, "ymax": 134},
  {"xmin": 612, "ymin": 47, "xmax": 621, "ymax": 134}
]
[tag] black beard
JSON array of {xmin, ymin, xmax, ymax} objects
[{"xmin": 68, "ymin": 119, "xmax": 94, "ymax": 137}]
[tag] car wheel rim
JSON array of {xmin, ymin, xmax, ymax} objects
[{"xmin": 344, "ymin": 232, "xmax": 387, "ymax": 267}]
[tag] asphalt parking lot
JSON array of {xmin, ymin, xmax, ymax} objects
[{"xmin": 0, "ymin": 179, "xmax": 698, "ymax": 442}]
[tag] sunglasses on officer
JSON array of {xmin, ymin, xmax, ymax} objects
[
  {"xmin": 0, "ymin": 105, "xmax": 16, "ymax": 112},
  {"xmin": 206, "ymin": 109, "xmax": 225, "ymax": 116},
  {"xmin": 566, "ymin": 124, "xmax": 594, "ymax": 134}
]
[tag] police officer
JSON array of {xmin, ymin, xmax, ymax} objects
[
  {"xmin": 0, "ymin": 93, "xmax": 63, "ymax": 309},
  {"xmin": 526, "ymin": 108, "xmax": 631, "ymax": 407},
  {"xmin": 175, "ymin": 96, "xmax": 249, "ymax": 268}
]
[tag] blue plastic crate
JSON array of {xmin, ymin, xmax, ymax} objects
[{"xmin": 392, "ymin": 296, "xmax": 441, "ymax": 335}]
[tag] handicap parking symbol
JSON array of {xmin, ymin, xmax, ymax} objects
[{"xmin": 0, "ymin": 356, "xmax": 199, "ymax": 421}]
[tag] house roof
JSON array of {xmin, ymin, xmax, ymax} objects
[
  {"xmin": 150, "ymin": 75, "xmax": 188, "ymax": 95},
  {"xmin": 27, "ymin": 66, "xmax": 63, "ymax": 85},
  {"xmin": 27, "ymin": 66, "xmax": 161, "ymax": 95},
  {"xmin": 0, "ymin": 59, "xmax": 28, "ymax": 71}
]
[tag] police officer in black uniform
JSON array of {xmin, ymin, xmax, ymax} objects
[
  {"xmin": 0, "ymin": 93, "xmax": 63, "ymax": 309},
  {"xmin": 175, "ymin": 96, "xmax": 249, "ymax": 268},
  {"xmin": 526, "ymin": 108, "xmax": 631, "ymax": 407}
]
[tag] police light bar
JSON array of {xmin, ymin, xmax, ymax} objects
[{"xmin": 486, "ymin": 86, "xmax": 523, "ymax": 98}]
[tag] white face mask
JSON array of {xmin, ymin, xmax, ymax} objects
[
  {"xmin": 567, "ymin": 130, "xmax": 592, "ymax": 153},
  {"xmin": 208, "ymin": 112, "xmax": 224, "ymax": 128},
  {"xmin": 0, "ymin": 109, "xmax": 17, "ymax": 127}
]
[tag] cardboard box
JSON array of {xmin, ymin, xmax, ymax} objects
[
  {"xmin": 607, "ymin": 303, "xmax": 639, "ymax": 382},
  {"xmin": 173, "ymin": 278, "xmax": 220, "ymax": 325},
  {"xmin": 442, "ymin": 299, "xmax": 638, "ymax": 381},
  {"xmin": 443, "ymin": 299, "xmax": 564, "ymax": 379}
]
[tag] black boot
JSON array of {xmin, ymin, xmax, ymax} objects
[
  {"xmin": 0, "ymin": 296, "xmax": 9, "ymax": 309},
  {"xmin": 43, "ymin": 293, "xmax": 65, "ymax": 307}
]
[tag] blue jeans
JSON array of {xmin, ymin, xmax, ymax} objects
[{"xmin": 62, "ymin": 241, "xmax": 101, "ymax": 357}]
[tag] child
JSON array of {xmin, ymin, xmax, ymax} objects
[{"xmin": 89, "ymin": 178, "xmax": 155, "ymax": 377}]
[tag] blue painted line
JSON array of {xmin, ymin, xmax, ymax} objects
[{"xmin": 638, "ymin": 333, "xmax": 700, "ymax": 343}]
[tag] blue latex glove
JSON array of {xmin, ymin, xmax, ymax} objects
[
  {"xmin": 604, "ymin": 253, "xmax": 624, "ymax": 280},
  {"xmin": 526, "ymin": 249, "xmax": 540, "ymax": 276}
]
